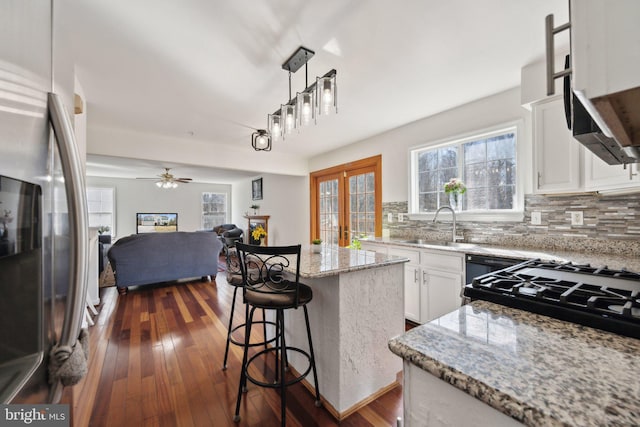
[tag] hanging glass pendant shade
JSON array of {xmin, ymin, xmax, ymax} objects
[
  {"xmin": 316, "ymin": 73, "xmax": 337, "ymax": 116},
  {"xmin": 296, "ymin": 91, "xmax": 315, "ymax": 127},
  {"xmin": 281, "ymin": 103, "xmax": 296, "ymax": 136},
  {"xmin": 251, "ymin": 129, "xmax": 271, "ymax": 151},
  {"xmin": 268, "ymin": 113, "xmax": 282, "ymax": 141}
]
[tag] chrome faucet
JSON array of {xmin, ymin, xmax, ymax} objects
[{"xmin": 433, "ymin": 206, "xmax": 464, "ymax": 242}]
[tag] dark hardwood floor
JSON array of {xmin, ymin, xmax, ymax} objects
[{"xmin": 72, "ymin": 270, "xmax": 405, "ymax": 426}]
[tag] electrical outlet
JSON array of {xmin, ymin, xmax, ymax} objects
[
  {"xmin": 531, "ymin": 211, "xmax": 542, "ymax": 225},
  {"xmin": 387, "ymin": 213, "xmax": 393, "ymax": 223},
  {"xmin": 398, "ymin": 213, "xmax": 405, "ymax": 223},
  {"xmin": 570, "ymin": 211, "xmax": 584, "ymax": 226}
]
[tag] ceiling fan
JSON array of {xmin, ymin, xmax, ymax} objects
[{"xmin": 137, "ymin": 168, "xmax": 193, "ymax": 189}]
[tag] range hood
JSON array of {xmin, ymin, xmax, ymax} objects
[
  {"xmin": 571, "ymin": 88, "xmax": 640, "ymax": 165},
  {"xmin": 546, "ymin": 7, "xmax": 640, "ymax": 166}
]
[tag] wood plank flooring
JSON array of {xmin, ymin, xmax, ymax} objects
[{"xmin": 70, "ymin": 270, "xmax": 405, "ymax": 426}]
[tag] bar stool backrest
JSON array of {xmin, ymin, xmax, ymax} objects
[{"xmin": 235, "ymin": 242, "xmax": 303, "ymax": 308}]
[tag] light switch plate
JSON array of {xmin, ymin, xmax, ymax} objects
[{"xmin": 531, "ymin": 211, "xmax": 542, "ymax": 225}]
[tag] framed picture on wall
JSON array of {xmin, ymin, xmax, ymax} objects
[{"xmin": 252, "ymin": 178, "xmax": 263, "ymax": 200}]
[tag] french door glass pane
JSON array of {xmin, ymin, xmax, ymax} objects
[
  {"xmin": 319, "ymin": 178, "xmax": 340, "ymax": 245},
  {"xmin": 348, "ymin": 171, "xmax": 375, "ymax": 241}
]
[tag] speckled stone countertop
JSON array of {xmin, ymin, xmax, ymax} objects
[
  {"xmin": 389, "ymin": 301, "xmax": 640, "ymax": 426},
  {"xmin": 363, "ymin": 237, "xmax": 640, "ymax": 272},
  {"xmin": 287, "ymin": 244, "xmax": 408, "ymax": 279}
]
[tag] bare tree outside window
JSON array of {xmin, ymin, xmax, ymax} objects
[
  {"xmin": 413, "ymin": 127, "xmax": 517, "ymax": 213},
  {"xmin": 201, "ymin": 192, "xmax": 228, "ymax": 229}
]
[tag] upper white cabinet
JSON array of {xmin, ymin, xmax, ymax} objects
[
  {"xmin": 583, "ymin": 152, "xmax": 640, "ymax": 191},
  {"xmin": 571, "ymin": 0, "xmax": 640, "ymax": 149},
  {"xmin": 571, "ymin": 0, "xmax": 640, "ymax": 101},
  {"xmin": 533, "ymin": 96, "xmax": 582, "ymax": 193},
  {"xmin": 533, "ymin": 96, "xmax": 640, "ymax": 193}
]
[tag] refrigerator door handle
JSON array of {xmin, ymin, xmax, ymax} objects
[{"xmin": 47, "ymin": 92, "xmax": 89, "ymax": 355}]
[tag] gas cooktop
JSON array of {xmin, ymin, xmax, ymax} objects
[{"xmin": 464, "ymin": 259, "xmax": 640, "ymax": 339}]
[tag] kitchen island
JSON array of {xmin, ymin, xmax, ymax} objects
[
  {"xmin": 279, "ymin": 244, "xmax": 407, "ymax": 420},
  {"xmin": 389, "ymin": 300, "xmax": 640, "ymax": 426}
]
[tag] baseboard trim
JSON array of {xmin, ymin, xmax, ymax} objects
[{"xmin": 288, "ymin": 363, "xmax": 400, "ymax": 421}]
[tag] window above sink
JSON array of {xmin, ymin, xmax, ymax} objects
[{"xmin": 408, "ymin": 121, "xmax": 525, "ymax": 222}]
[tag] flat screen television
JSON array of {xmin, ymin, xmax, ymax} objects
[{"xmin": 136, "ymin": 213, "xmax": 178, "ymax": 233}]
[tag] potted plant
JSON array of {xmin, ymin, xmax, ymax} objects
[
  {"xmin": 250, "ymin": 204, "xmax": 260, "ymax": 215},
  {"xmin": 311, "ymin": 238, "xmax": 322, "ymax": 253},
  {"xmin": 251, "ymin": 224, "xmax": 267, "ymax": 246}
]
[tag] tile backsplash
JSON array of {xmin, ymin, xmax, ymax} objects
[{"xmin": 383, "ymin": 192, "xmax": 640, "ymax": 256}]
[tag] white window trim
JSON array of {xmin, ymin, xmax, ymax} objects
[
  {"xmin": 86, "ymin": 186, "xmax": 116, "ymax": 237},
  {"xmin": 200, "ymin": 191, "xmax": 229, "ymax": 229},
  {"xmin": 407, "ymin": 120, "xmax": 526, "ymax": 222}
]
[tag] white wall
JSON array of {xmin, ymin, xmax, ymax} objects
[
  {"xmin": 232, "ymin": 173, "xmax": 309, "ymax": 246},
  {"xmin": 86, "ymin": 176, "xmax": 231, "ymax": 238},
  {"xmin": 308, "ymin": 87, "xmax": 533, "ymax": 202}
]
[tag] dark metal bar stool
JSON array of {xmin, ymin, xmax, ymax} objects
[
  {"xmin": 233, "ymin": 243, "xmax": 321, "ymax": 426},
  {"xmin": 221, "ymin": 247, "xmax": 276, "ymax": 370}
]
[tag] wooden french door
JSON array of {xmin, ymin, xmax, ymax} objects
[{"xmin": 310, "ymin": 155, "xmax": 382, "ymax": 246}]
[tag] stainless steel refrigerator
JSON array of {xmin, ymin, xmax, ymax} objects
[{"xmin": 1, "ymin": 1, "xmax": 89, "ymax": 405}]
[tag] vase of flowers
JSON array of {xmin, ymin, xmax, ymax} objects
[
  {"xmin": 251, "ymin": 224, "xmax": 267, "ymax": 246},
  {"xmin": 444, "ymin": 178, "xmax": 466, "ymax": 211}
]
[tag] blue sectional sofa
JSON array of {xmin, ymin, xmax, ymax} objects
[{"xmin": 107, "ymin": 231, "xmax": 223, "ymax": 294}]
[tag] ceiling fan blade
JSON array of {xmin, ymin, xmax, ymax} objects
[
  {"xmin": 176, "ymin": 177, "xmax": 192, "ymax": 181},
  {"xmin": 175, "ymin": 179, "xmax": 192, "ymax": 183},
  {"xmin": 136, "ymin": 177, "xmax": 158, "ymax": 180}
]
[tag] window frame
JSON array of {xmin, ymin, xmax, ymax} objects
[
  {"xmin": 86, "ymin": 186, "xmax": 116, "ymax": 237},
  {"xmin": 201, "ymin": 192, "xmax": 229, "ymax": 229},
  {"xmin": 408, "ymin": 121, "xmax": 525, "ymax": 222}
]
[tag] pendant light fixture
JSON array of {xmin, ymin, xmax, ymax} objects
[
  {"xmin": 251, "ymin": 129, "xmax": 272, "ymax": 151},
  {"xmin": 251, "ymin": 46, "xmax": 337, "ymax": 150}
]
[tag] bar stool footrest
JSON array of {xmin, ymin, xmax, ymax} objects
[
  {"xmin": 245, "ymin": 346, "xmax": 313, "ymax": 389},
  {"xmin": 229, "ymin": 320, "xmax": 278, "ymax": 348}
]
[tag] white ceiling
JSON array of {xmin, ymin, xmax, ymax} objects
[{"xmin": 62, "ymin": 0, "xmax": 569, "ymax": 182}]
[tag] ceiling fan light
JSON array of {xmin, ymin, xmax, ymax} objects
[
  {"xmin": 156, "ymin": 181, "xmax": 162, "ymax": 188},
  {"xmin": 251, "ymin": 129, "xmax": 271, "ymax": 151}
]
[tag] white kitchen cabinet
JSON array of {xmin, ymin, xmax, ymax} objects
[
  {"xmin": 361, "ymin": 242, "xmax": 465, "ymax": 323},
  {"xmin": 571, "ymin": 0, "xmax": 640, "ymax": 102},
  {"xmin": 388, "ymin": 246, "xmax": 421, "ymax": 323},
  {"xmin": 359, "ymin": 240, "xmax": 387, "ymax": 254},
  {"xmin": 583, "ymin": 152, "xmax": 640, "ymax": 191},
  {"xmin": 419, "ymin": 249, "xmax": 465, "ymax": 323},
  {"xmin": 533, "ymin": 96, "xmax": 583, "ymax": 194}
]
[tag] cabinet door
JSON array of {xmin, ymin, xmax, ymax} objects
[
  {"xmin": 534, "ymin": 97, "xmax": 582, "ymax": 193},
  {"xmin": 388, "ymin": 247, "xmax": 421, "ymax": 322},
  {"xmin": 584, "ymin": 152, "xmax": 640, "ymax": 191},
  {"xmin": 421, "ymin": 269, "xmax": 463, "ymax": 322},
  {"xmin": 404, "ymin": 264, "xmax": 420, "ymax": 323}
]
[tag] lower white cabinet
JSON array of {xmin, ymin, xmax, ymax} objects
[
  {"xmin": 381, "ymin": 243, "xmax": 465, "ymax": 324},
  {"xmin": 420, "ymin": 249, "xmax": 464, "ymax": 323},
  {"xmin": 388, "ymin": 246, "xmax": 421, "ymax": 323}
]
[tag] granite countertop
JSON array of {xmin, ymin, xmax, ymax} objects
[
  {"xmin": 287, "ymin": 244, "xmax": 408, "ymax": 279},
  {"xmin": 363, "ymin": 237, "xmax": 640, "ymax": 272},
  {"xmin": 389, "ymin": 300, "xmax": 640, "ymax": 426}
]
